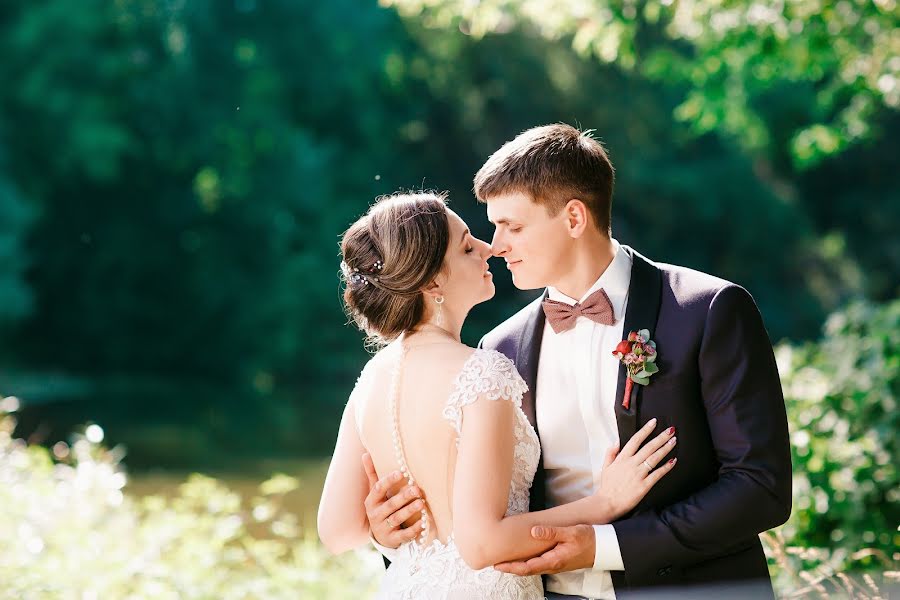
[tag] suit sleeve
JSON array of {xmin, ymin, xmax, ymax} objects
[{"xmin": 612, "ymin": 284, "xmax": 792, "ymax": 585}]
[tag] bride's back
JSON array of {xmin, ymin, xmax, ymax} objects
[{"xmin": 355, "ymin": 340, "xmax": 476, "ymax": 544}]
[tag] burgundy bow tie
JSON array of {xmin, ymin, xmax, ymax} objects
[{"xmin": 542, "ymin": 288, "xmax": 617, "ymax": 333}]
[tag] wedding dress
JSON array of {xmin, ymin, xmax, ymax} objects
[{"xmin": 352, "ymin": 343, "xmax": 544, "ymax": 600}]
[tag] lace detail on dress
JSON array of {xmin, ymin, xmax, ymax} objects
[
  {"xmin": 441, "ymin": 349, "xmax": 529, "ymax": 436},
  {"xmin": 373, "ymin": 347, "xmax": 543, "ymax": 600},
  {"xmin": 442, "ymin": 349, "xmax": 539, "ymax": 517},
  {"xmin": 376, "ymin": 536, "xmax": 543, "ymax": 600}
]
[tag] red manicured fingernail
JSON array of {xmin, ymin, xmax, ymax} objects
[
  {"xmin": 669, "ymin": 458, "xmax": 677, "ymax": 465},
  {"xmin": 667, "ymin": 427, "xmax": 675, "ymax": 435}
]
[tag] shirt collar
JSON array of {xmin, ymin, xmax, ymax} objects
[{"xmin": 546, "ymin": 239, "xmax": 632, "ymax": 321}]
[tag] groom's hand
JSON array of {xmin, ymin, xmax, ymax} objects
[
  {"xmin": 362, "ymin": 453, "xmax": 424, "ymax": 549},
  {"xmin": 494, "ymin": 524, "xmax": 596, "ymax": 576}
]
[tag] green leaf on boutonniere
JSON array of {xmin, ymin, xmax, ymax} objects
[
  {"xmin": 632, "ymin": 375, "xmax": 651, "ymax": 385},
  {"xmin": 643, "ymin": 362, "xmax": 659, "ymax": 375},
  {"xmin": 638, "ymin": 328, "xmax": 650, "ymax": 341},
  {"xmin": 645, "ymin": 353, "xmax": 657, "ymax": 363}
]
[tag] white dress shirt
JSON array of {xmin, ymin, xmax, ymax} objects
[{"xmin": 536, "ymin": 240, "xmax": 631, "ymax": 599}]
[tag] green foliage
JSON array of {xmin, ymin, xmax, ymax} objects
[
  {"xmin": 0, "ymin": 0, "xmax": 423, "ymax": 454},
  {"xmin": 0, "ymin": 0, "xmax": 896, "ymax": 464},
  {"xmin": 383, "ymin": 0, "xmax": 900, "ymax": 167},
  {"xmin": 0, "ymin": 413, "xmax": 381, "ymax": 599},
  {"xmin": 775, "ymin": 299, "xmax": 899, "ymax": 566},
  {"xmin": 0, "ymin": 172, "xmax": 34, "ymax": 333},
  {"xmin": 0, "ymin": 7, "xmax": 896, "ymax": 593}
]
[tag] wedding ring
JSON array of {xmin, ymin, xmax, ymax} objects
[{"xmin": 642, "ymin": 460, "xmax": 653, "ymax": 471}]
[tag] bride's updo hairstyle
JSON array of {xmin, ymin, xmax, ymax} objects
[{"xmin": 340, "ymin": 191, "xmax": 450, "ymax": 344}]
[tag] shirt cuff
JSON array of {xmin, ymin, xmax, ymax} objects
[
  {"xmin": 592, "ymin": 524, "xmax": 625, "ymax": 571},
  {"xmin": 370, "ymin": 536, "xmax": 400, "ymax": 562}
]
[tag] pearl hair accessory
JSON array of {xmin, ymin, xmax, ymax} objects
[
  {"xmin": 389, "ymin": 341, "xmax": 430, "ymax": 546},
  {"xmin": 340, "ymin": 260, "xmax": 383, "ymax": 287}
]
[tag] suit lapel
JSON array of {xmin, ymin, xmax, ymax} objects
[
  {"xmin": 614, "ymin": 246, "xmax": 663, "ymax": 447},
  {"xmin": 515, "ymin": 291, "xmax": 548, "ymax": 513},
  {"xmin": 516, "ymin": 291, "xmax": 547, "ymax": 432}
]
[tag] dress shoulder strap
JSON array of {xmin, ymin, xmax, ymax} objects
[{"xmin": 441, "ymin": 348, "xmax": 528, "ymax": 437}]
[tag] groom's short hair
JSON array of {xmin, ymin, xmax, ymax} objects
[{"xmin": 473, "ymin": 123, "xmax": 615, "ymax": 235}]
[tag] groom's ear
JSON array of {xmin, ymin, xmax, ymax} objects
[{"xmin": 564, "ymin": 199, "xmax": 589, "ymax": 238}]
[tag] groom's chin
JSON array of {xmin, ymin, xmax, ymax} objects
[{"xmin": 510, "ymin": 275, "xmax": 544, "ymax": 291}]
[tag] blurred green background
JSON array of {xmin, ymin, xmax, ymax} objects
[{"xmin": 0, "ymin": 0, "xmax": 897, "ymax": 596}]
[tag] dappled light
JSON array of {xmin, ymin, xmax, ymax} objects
[
  {"xmin": 0, "ymin": 0, "xmax": 896, "ymax": 596},
  {"xmin": 0, "ymin": 410, "xmax": 382, "ymax": 598}
]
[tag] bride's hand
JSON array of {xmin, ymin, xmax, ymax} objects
[{"xmin": 593, "ymin": 418, "xmax": 677, "ymax": 521}]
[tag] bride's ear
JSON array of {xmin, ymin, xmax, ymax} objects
[{"xmin": 422, "ymin": 276, "xmax": 445, "ymax": 300}]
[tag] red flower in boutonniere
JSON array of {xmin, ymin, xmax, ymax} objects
[{"xmin": 612, "ymin": 329, "xmax": 659, "ymax": 410}]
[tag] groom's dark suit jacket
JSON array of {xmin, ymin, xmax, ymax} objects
[{"xmin": 479, "ymin": 246, "xmax": 792, "ymax": 595}]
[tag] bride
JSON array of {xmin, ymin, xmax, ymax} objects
[{"xmin": 317, "ymin": 192, "xmax": 676, "ymax": 599}]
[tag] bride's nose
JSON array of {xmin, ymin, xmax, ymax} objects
[{"xmin": 477, "ymin": 238, "xmax": 492, "ymax": 259}]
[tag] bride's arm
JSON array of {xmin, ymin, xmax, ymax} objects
[
  {"xmin": 453, "ymin": 399, "xmax": 676, "ymax": 570},
  {"xmin": 317, "ymin": 397, "xmax": 371, "ymax": 554}
]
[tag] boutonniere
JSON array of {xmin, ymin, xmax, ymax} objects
[{"xmin": 612, "ymin": 329, "xmax": 659, "ymax": 410}]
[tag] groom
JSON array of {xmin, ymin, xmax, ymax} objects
[{"xmin": 365, "ymin": 124, "xmax": 792, "ymax": 598}]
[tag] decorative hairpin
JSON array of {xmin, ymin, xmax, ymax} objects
[{"xmin": 340, "ymin": 260, "xmax": 382, "ymax": 286}]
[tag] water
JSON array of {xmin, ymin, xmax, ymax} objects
[{"xmin": 124, "ymin": 458, "xmax": 330, "ymax": 534}]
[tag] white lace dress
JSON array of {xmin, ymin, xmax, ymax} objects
[{"xmin": 368, "ymin": 348, "xmax": 544, "ymax": 600}]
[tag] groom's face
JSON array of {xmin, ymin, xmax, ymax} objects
[{"xmin": 486, "ymin": 191, "xmax": 572, "ymax": 290}]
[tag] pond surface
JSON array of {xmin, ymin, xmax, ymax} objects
[{"xmin": 125, "ymin": 458, "xmax": 330, "ymax": 532}]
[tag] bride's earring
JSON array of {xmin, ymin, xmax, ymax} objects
[{"xmin": 435, "ymin": 296, "xmax": 445, "ymax": 328}]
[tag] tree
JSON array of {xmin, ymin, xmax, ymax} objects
[
  {"xmin": 0, "ymin": 169, "xmax": 35, "ymax": 336},
  {"xmin": 383, "ymin": 0, "xmax": 900, "ymax": 167},
  {"xmin": 0, "ymin": 0, "xmax": 894, "ymax": 464}
]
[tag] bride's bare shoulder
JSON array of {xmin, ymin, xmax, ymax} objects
[
  {"xmin": 408, "ymin": 342, "xmax": 479, "ymax": 377},
  {"xmin": 433, "ymin": 341, "xmax": 477, "ymax": 362}
]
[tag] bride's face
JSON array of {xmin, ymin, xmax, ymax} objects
[{"xmin": 437, "ymin": 209, "xmax": 494, "ymax": 312}]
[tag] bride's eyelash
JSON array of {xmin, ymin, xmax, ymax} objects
[{"xmin": 465, "ymin": 246, "xmax": 473, "ymax": 254}]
